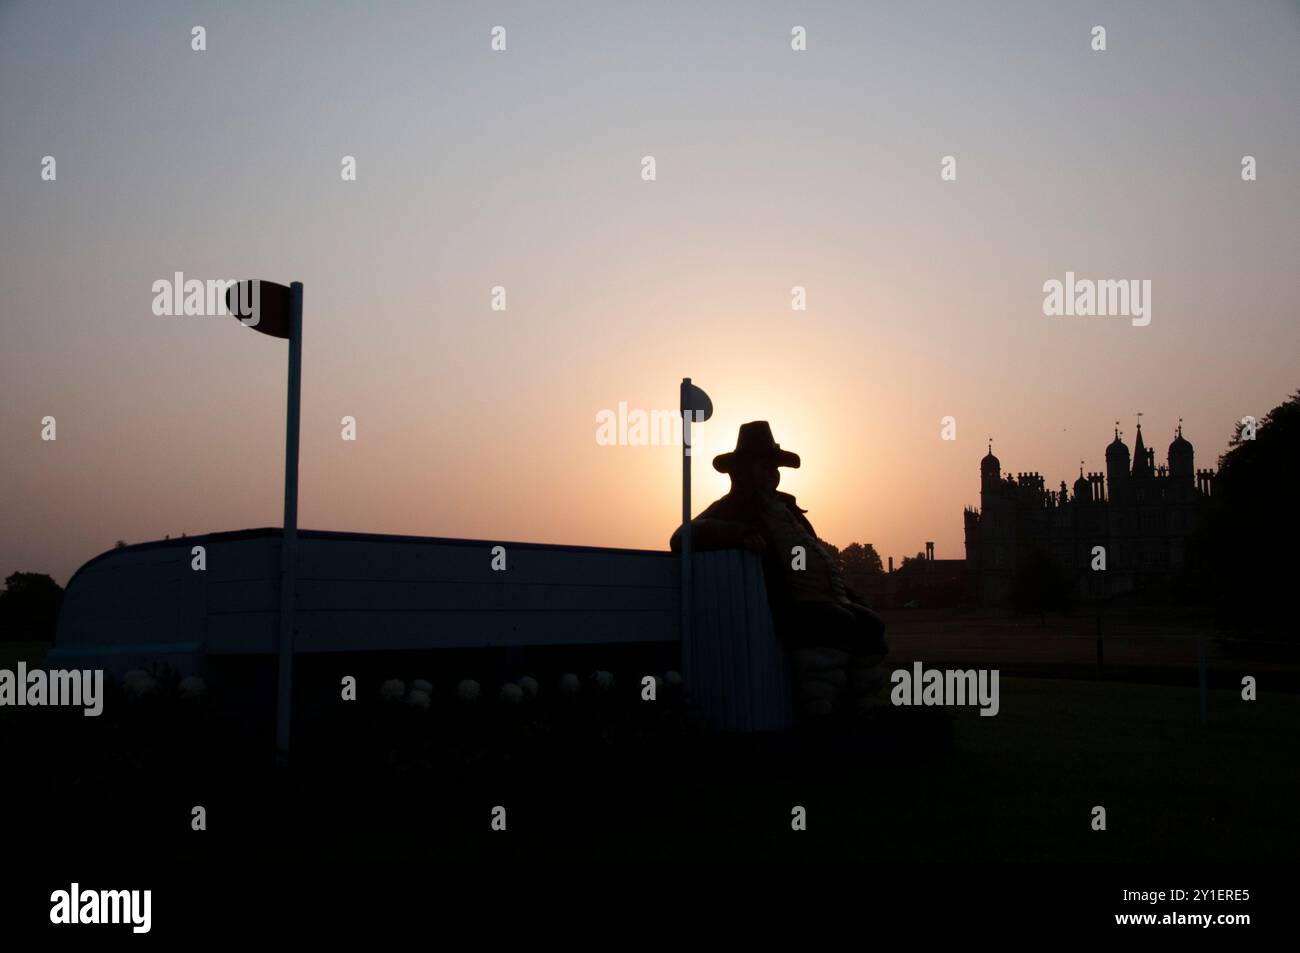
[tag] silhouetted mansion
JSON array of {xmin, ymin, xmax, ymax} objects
[{"xmin": 963, "ymin": 421, "xmax": 1216, "ymax": 604}]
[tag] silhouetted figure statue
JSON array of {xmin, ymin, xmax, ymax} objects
[{"xmin": 671, "ymin": 421, "xmax": 888, "ymax": 724}]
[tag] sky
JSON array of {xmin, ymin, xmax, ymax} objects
[{"xmin": 2, "ymin": 0, "xmax": 1297, "ymax": 584}]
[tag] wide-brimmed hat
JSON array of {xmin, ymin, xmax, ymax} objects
[{"xmin": 712, "ymin": 421, "xmax": 801, "ymax": 473}]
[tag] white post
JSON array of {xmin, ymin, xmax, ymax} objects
[
  {"xmin": 276, "ymin": 282, "xmax": 303, "ymax": 758},
  {"xmin": 680, "ymin": 378, "xmax": 693, "ymax": 688}
]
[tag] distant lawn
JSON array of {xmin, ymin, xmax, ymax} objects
[{"xmin": 894, "ymin": 676, "xmax": 1298, "ymax": 862}]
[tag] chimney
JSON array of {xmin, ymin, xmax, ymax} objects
[
  {"xmin": 925, "ymin": 541, "xmax": 935, "ymax": 560},
  {"xmin": 888, "ymin": 556, "xmax": 894, "ymax": 573}
]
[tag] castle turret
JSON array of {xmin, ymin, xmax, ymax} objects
[
  {"xmin": 980, "ymin": 440, "xmax": 1001, "ymax": 489},
  {"xmin": 1105, "ymin": 423, "xmax": 1130, "ymax": 491},
  {"xmin": 1168, "ymin": 420, "xmax": 1194, "ymax": 480},
  {"xmin": 1073, "ymin": 463, "xmax": 1091, "ymax": 503}
]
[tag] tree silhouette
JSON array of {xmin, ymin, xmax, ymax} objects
[
  {"xmin": 839, "ymin": 542, "xmax": 884, "ymax": 577},
  {"xmin": 1201, "ymin": 389, "xmax": 1300, "ymax": 644},
  {"xmin": 0, "ymin": 572, "xmax": 64, "ymax": 640}
]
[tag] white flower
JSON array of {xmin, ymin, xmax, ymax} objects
[
  {"xmin": 559, "ymin": 673, "xmax": 580, "ymax": 696},
  {"xmin": 406, "ymin": 688, "xmax": 431, "ymax": 710},
  {"xmin": 516, "ymin": 675, "xmax": 539, "ymax": 699},
  {"xmin": 665, "ymin": 671, "xmax": 683, "ymax": 687},
  {"xmin": 456, "ymin": 679, "xmax": 480, "ymax": 703},
  {"xmin": 177, "ymin": 676, "xmax": 207, "ymax": 701},
  {"xmin": 380, "ymin": 679, "xmax": 406, "ymax": 703},
  {"xmin": 592, "ymin": 670, "xmax": 614, "ymax": 691},
  {"xmin": 499, "ymin": 683, "xmax": 523, "ymax": 704},
  {"xmin": 411, "ymin": 679, "xmax": 433, "ymax": 694}
]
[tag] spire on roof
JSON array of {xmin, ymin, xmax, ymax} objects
[{"xmin": 1132, "ymin": 417, "xmax": 1152, "ymax": 477}]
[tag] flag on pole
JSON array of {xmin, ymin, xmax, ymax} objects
[
  {"xmin": 681, "ymin": 379, "xmax": 713, "ymax": 422},
  {"xmin": 679, "ymin": 377, "xmax": 712, "ymax": 694},
  {"xmin": 681, "ymin": 379, "xmax": 713, "ymax": 456},
  {"xmin": 225, "ymin": 279, "xmax": 292, "ymax": 338}
]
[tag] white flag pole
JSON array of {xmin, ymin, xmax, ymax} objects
[
  {"xmin": 275, "ymin": 282, "xmax": 303, "ymax": 759},
  {"xmin": 678, "ymin": 377, "xmax": 711, "ymax": 688},
  {"xmin": 680, "ymin": 379, "xmax": 693, "ymax": 676}
]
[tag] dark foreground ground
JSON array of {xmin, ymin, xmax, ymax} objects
[
  {"xmin": 2, "ymin": 678, "xmax": 1295, "ymax": 865},
  {"xmin": 3, "ymin": 609, "xmax": 1294, "ymax": 935}
]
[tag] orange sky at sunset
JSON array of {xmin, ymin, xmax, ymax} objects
[{"xmin": 2, "ymin": 1, "xmax": 1297, "ymax": 584}]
